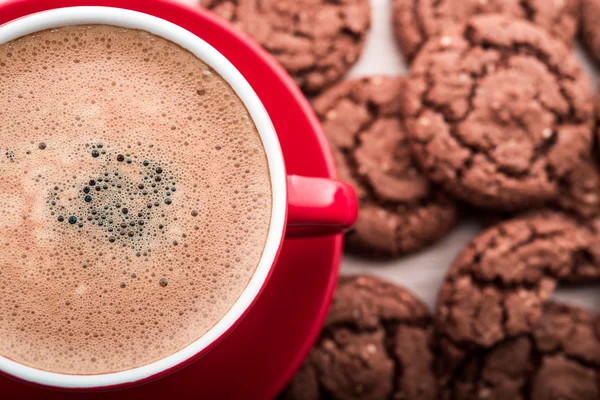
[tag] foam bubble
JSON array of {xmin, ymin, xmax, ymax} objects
[{"xmin": 0, "ymin": 25, "xmax": 272, "ymax": 375}]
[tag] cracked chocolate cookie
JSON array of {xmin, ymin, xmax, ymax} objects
[
  {"xmin": 392, "ymin": 0, "xmax": 580, "ymax": 62},
  {"xmin": 439, "ymin": 301, "xmax": 600, "ymax": 400},
  {"xmin": 435, "ymin": 210, "xmax": 600, "ymax": 388},
  {"xmin": 401, "ymin": 14, "xmax": 594, "ymax": 211},
  {"xmin": 200, "ymin": 0, "xmax": 371, "ymax": 94},
  {"xmin": 280, "ymin": 275, "xmax": 437, "ymax": 400},
  {"xmin": 313, "ymin": 76, "xmax": 458, "ymax": 257}
]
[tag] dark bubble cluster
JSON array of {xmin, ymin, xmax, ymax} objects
[
  {"xmin": 48, "ymin": 143, "xmax": 178, "ymax": 251},
  {"xmin": 4, "ymin": 149, "xmax": 15, "ymax": 162}
]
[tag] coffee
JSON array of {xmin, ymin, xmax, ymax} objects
[{"xmin": 0, "ymin": 25, "xmax": 272, "ymax": 374}]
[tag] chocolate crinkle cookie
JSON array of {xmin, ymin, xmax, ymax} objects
[
  {"xmin": 279, "ymin": 275, "xmax": 437, "ymax": 400},
  {"xmin": 392, "ymin": 0, "xmax": 580, "ymax": 62},
  {"xmin": 313, "ymin": 76, "xmax": 458, "ymax": 257},
  {"xmin": 439, "ymin": 302, "xmax": 600, "ymax": 400},
  {"xmin": 435, "ymin": 210, "xmax": 600, "ymax": 390},
  {"xmin": 401, "ymin": 14, "xmax": 594, "ymax": 212},
  {"xmin": 200, "ymin": 0, "xmax": 371, "ymax": 94}
]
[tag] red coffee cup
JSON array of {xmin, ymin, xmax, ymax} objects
[{"xmin": 0, "ymin": 5, "xmax": 357, "ymax": 390}]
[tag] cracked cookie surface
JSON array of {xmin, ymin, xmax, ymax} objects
[
  {"xmin": 439, "ymin": 301, "xmax": 600, "ymax": 400},
  {"xmin": 200, "ymin": 0, "xmax": 371, "ymax": 94},
  {"xmin": 313, "ymin": 76, "xmax": 458, "ymax": 257},
  {"xmin": 392, "ymin": 0, "xmax": 580, "ymax": 62},
  {"xmin": 280, "ymin": 275, "xmax": 437, "ymax": 400},
  {"xmin": 435, "ymin": 211, "xmax": 600, "ymax": 389},
  {"xmin": 401, "ymin": 15, "xmax": 594, "ymax": 211}
]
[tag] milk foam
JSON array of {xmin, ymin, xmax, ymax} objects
[{"xmin": 0, "ymin": 25, "xmax": 272, "ymax": 374}]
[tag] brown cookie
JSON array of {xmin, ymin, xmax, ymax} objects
[
  {"xmin": 401, "ymin": 15, "xmax": 594, "ymax": 211},
  {"xmin": 280, "ymin": 275, "xmax": 437, "ymax": 400},
  {"xmin": 435, "ymin": 210, "xmax": 600, "ymax": 388},
  {"xmin": 439, "ymin": 302, "xmax": 600, "ymax": 400},
  {"xmin": 200, "ymin": 0, "xmax": 371, "ymax": 94},
  {"xmin": 392, "ymin": 0, "xmax": 580, "ymax": 62},
  {"xmin": 313, "ymin": 76, "xmax": 458, "ymax": 257}
]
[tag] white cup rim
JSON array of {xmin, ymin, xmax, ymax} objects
[{"xmin": 0, "ymin": 6, "xmax": 287, "ymax": 389}]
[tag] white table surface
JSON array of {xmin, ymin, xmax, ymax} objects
[{"xmin": 3, "ymin": 0, "xmax": 598, "ymax": 313}]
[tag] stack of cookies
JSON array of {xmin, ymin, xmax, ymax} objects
[{"xmin": 200, "ymin": 0, "xmax": 600, "ymax": 398}]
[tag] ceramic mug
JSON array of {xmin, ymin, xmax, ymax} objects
[{"xmin": 0, "ymin": 6, "xmax": 357, "ymax": 390}]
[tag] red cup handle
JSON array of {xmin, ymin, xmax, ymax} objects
[{"xmin": 286, "ymin": 175, "xmax": 358, "ymax": 237}]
